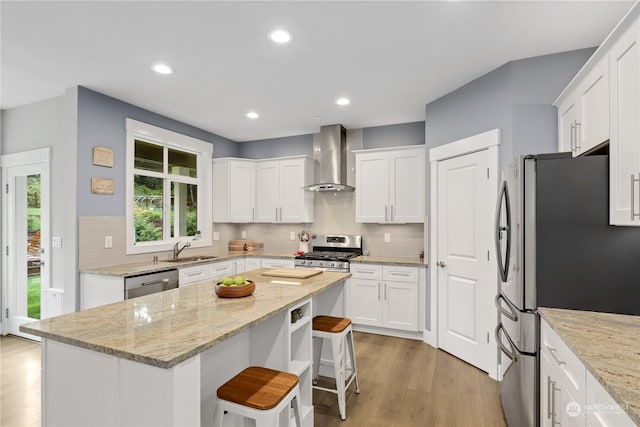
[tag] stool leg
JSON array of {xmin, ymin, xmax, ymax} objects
[
  {"xmin": 331, "ymin": 334, "xmax": 347, "ymax": 421},
  {"xmin": 346, "ymin": 329, "xmax": 360, "ymax": 394},
  {"xmin": 213, "ymin": 400, "xmax": 224, "ymax": 427},
  {"xmin": 312, "ymin": 336, "xmax": 323, "ymax": 385}
]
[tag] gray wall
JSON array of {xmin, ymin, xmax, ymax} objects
[
  {"xmin": 1, "ymin": 88, "xmax": 79, "ymax": 314},
  {"xmin": 238, "ymin": 134, "xmax": 313, "ymax": 159},
  {"xmin": 77, "ymin": 86, "xmax": 238, "ymax": 216},
  {"xmin": 363, "ymin": 121, "xmax": 425, "ymax": 149}
]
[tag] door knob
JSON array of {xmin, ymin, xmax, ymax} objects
[{"xmin": 437, "ymin": 261, "xmax": 446, "ymax": 267}]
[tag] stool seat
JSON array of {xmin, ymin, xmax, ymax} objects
[
  {"xmin": 313, "ymin": 315, "xmax": 351, "ymax": 333},
  {"xmin": 217, "ymin": 366, "xmax": 298, "ymax": 411}
]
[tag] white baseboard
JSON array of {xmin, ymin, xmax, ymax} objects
[
  {"xmin": 422, "ymin": 327, "xmax": 437, "ymax": 348},
  {"xmin": 351, "ymin": 324, "xmax": 424, "ymax": 340}
]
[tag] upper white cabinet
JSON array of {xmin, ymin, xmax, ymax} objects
[
  {"xmin": 354, "ymin": 146, "xmax": 425, "ymax": 223},
  {"xmin": 255, "ymin": 157, "xmax": 314, "ymax": 223},
  {"xmin": 212, "ymin": 159, "xmax": 256, "ymax": 222},
  {"xmin": 213, "ymin": 156, "xmax": 314, "ymax": 224},
  {"xmin": 556, "ymin": 57, "xmax": 609, "ymax": 156},
  {"xmin": 610, "ymin": 18, "xmax": 640, "ymax": 225}
]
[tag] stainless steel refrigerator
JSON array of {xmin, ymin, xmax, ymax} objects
[{"xmin": 494, "ymin": 153, "xmax": 640, "ymax": 427}]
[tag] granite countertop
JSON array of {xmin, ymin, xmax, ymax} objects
[
  {"xmin": 81, "ymin": 250, "xmax": 296, "ymax": 277},
  {"xmin": 538, "ymin": 307, "xmax": 640, "ymax": 425},
  {"xmin": 21, "ymin": 269, "xmax": 350, "ymax": 369},
  {"xmin": 351, "ymin": 255, "xmax": 426, "ymax": 266}
]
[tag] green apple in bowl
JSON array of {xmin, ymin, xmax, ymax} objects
[{"xmin": 233, "ymin": 275, "xmax": 246, "ymax": 286}]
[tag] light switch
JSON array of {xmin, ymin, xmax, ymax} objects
[
  {"xmin": 241, "ymin": 231, "xmax": 247, "ymax": 238},
  {"xmin": 384, "ymin": 233, "xmax": 391, "ymax": 243},
  {"xmin": 290, "ymin": 231, "xmax": 296, "ymax": 241},
  {"xmin": 213, "ymin": 232, "xmax": 220, "ymax": 241},
  {"xmin": 52, "ymin": 237, "xmax": 62, "ymax": 248},
  {"xmin": 104, "ymin": 236, "xmax": 113, "ymax": 248}
]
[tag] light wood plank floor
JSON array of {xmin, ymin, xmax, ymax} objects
[
  {"xmin": 0, "ymin": 332, "xmax": 506, "ymax": 427},
  {"xmin": 1, "ymin": 335, "xmax": 41, "ymax": 427}
]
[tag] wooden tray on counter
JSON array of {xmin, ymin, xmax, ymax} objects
[{"xmin": 260, "ymin": 268, "xmax": 323, "ymax": 279}]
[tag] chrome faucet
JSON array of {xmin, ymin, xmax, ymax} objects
[{"xmin": 172, "ymin": 241, "xmax": 191, "ymax": 260}]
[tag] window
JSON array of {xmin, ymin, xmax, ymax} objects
[{"xmin": 126, "ymin": 119, "xmax": 212, "ymax": 254}]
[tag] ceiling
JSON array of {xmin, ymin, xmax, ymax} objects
[{"xmin": 1, "ymin": 1, "xmax": 634, "ymax": 142}]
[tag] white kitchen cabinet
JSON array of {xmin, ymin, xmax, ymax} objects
[
  {"xmin": 347, "ymin": 264, "xmax": 419, "ymax": 332},
  {"xmin": 212, "ymin": 158, "xmax": 256, "ymax": 223},
  {"xmin": 178, "ymin": 264, "xmax": 210, "ymax": 287},
  {"xmin": 255, "ymin": 157, "xmax": 314, "ymax": 223},
  {"xmin": 80, "ymin": 273, "xmax": 124, "ymax": 309},
  {"xmin": 209, "ymin": 260, "xmax": 233, "ymax": 281},
  {"xmin": 244, "ymin": 257, "xmax": 262, "ymax": 272},
  {"xmin": 232, "ymin": 258, "xmax": 245, "ymax": 275},
  {"xmin": 354, "ymin": 146, "xmax": 425, "ymax": 223},
  {"xmin": 556, "ymin": 57, "xmax": 609, "ymax": 157},
  {"xmin": 609, "ymin": 18, "xmax": 640, "ymax": 225},
  {"xmin": 261, "ymin": 258, "xmax": 295, "ymax": 268},
  {"xmin": 585, "ymin": 370, "xmax": 635, "ymax": 427}
]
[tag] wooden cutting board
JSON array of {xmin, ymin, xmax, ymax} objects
[{"xmin": 261, "ymin": 268, "xmax": 323, "ymax": 279}]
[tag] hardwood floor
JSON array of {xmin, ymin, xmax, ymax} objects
[
  {"xmin": 0, "ymin": 332, "xmax": 506, "ymax": 427},
  {"xmin": 313, "ymin": 332, "xmax": 507, "ymax": 427},
  {"xmin": 1, "ymin": 335, "xmax": 40, "ymax": 427}
]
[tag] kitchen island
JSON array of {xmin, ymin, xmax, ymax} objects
[{"xmin": 21, "ymin": 269, "xmax": 350, "ymax": 426}]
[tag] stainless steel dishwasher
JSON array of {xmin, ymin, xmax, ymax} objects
[{"xmin": 125, "ymin": 269, "xmax": 179, "ymax": 300}]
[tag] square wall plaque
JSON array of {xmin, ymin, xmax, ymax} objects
[
  {"xmin": 93, "ymin": 146, "xmax": 114, "ymax": 167},
  {"xmin": 91, "ymin": 177, "xmax": 114, "ymax": 195}
]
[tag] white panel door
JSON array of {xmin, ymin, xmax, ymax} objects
[
  {"xmin": 229, "ymin": 161, "xmax": 255, "ymax": 222},
  {"xmin": 610, "ymin": 18, "xmax": 640, "ymax": 225},
  {"xmin": 355, "ymin": 153, "xmax": 389, "ymax": 222},
  {"xmin": 382, "ymin": 281, "xmax": 418, "ymax": 331},
  {"xmin": 349, "ymin": 279, "xmax": 382, "ymax": 326},
  {"xmin": 255, "ymin": 161, "xmax": 279, "ymax": 222},
  {"xmin": 436, "ymin": 148, "xmax": 492, "ymax": 372},
  {"xmin": 389, "ymin": 148, "xmax": 425, "ymax": 223},
  {"xmin": 578, "ymin": 58, "xmax": 609, "ymax": 154}
]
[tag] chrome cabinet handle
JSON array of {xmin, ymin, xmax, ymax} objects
[
  {"xmin": 551, "ymin": 382, "xmax": 561, "ymax": 426},
  {"xmin": 631, "ymin": 173, "xmax": 640, "ymax": 220},
  {"xmin": 570, "ymin": 122, "xmax": 575, "ymax": 152},
  {"xmin": 575, "ymin": 121, "xmax": 581, "ymax": 151},
  {"xmin": 378, "ymin": 282, "xmax": 381, "ymax": 300},
  {"xmin": 390, "ymin": 205, "xmax": 394, "ymax": 221},
  {"xmin": 436, "ymin": 261, "xmax": 446, "ymax": 267},
  {"xmin": 384, "ymin": 283, "xmax": 387, "ymax": 300},
  {"xmin": 252, "ymin": 207, "xmax": 255, "ymax": 221},
  {"xmin": 546, "ymin": 346, "xmax": 566, "ymax": 366},
  {"xmin": 384, "ymin": 205, "xmax": 388, "ymax": 221}
]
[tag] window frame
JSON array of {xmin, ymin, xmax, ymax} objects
[{"xmin": 125, "ymin": 118, "xmax": 212, "ymax": 254}]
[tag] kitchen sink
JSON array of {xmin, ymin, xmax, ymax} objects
[{"xmin": 166, "ymin": 256, "xmax": 218, "ymax": 263}]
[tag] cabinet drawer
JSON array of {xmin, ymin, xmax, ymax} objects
[
  {"xmin": 209, "ymin": 261, "xmax": 233, "ymax": 280},
  {"xmin": 349, "ymin": 263, "xmax": 382, "ymax": 280},
  {"xmin": 541, "ymin": 320, "xmax": 586, "ymax": 403},
  {"xmin": 383, "ymin": 265, "xmax": 418, "ymax": 283},
  {"xmin": 179, "ymin": 265, "xmax": 210, "ymax": 285}
]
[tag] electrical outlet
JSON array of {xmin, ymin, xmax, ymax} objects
[
  {"xmin": 213, "ymin": 231, "xmax": 220, "ymax": 241},
  {"xmin": 384, "ymin": 233, "xmax": 391, "ymax": 243},
  {"xmin": 290, "ymin": 231, "xmax": 296, "ymax": 241},
  {"xmin": 104, "ymin": 236, "xmax": 113, "ymax": 249},
  {"xmin": 241, "ymin": 231, "xmax": 247, "ymax": 239},
  {"xmin": 52, "ymin": 237, "xmax": 62, "ymax": 248}
]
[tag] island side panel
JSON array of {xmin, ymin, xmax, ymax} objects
[{"xmin": 43, "ymin": 339, "xmax": 201, "ymax": 426}]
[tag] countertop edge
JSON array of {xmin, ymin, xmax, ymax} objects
[{"xmin": 538, "ymin": 307, "xmax": 640, "ymax": 426}]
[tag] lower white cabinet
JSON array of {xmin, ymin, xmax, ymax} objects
[
  {"xmin": 80, "ymin": 273, "xmax": 124, "ymax": 309},
  {"xmin": 540, "ymin": 318, "xmax": 635, "ymax": 427},
  {"xmin": 244, "ymin": 257, "xmax": 262, "ymax": 272},
  {"xmin": 261, "ymin": 257, "xmax": 294, "ymax": 269},
  {"xmin": 347, "ymin": 264, "xmax": 419, "ymax": 332},
  {"xmin": 179, "ymin": 260, "xmax": 233, "ymax": 287}
]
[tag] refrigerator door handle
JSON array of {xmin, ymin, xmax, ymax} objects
[
  {"xmin": 495, "ymin": 180, "xmax": 511, "ymax": 283},
  {"xmin": 495, "ymin": 323, "xmax": 518, "ymax": 363},
  {"xmin": 495, "ymin": 293, "xmax": 518, "ymax": 322}
]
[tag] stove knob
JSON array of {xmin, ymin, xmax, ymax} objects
[{"xmin": 319, "ymin": 261, "xmax": 324, "ymax": 267}]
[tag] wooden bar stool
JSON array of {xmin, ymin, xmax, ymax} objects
[
  {"xmin": 312, "ymin": 315, "xmax": 360, "ymax": 420},
  {"xmin": 213, "ymin": 366, "xmax": 302, "ymax": 426}
]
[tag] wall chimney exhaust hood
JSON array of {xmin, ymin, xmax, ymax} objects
[{"xmin": 303, "ymin": 124, "xmax": 354, "ymax": 192}]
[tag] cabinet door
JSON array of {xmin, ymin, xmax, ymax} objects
[
  {"xmin": 382, "ymin": 281, "xmax": 418, "ymax": 331},
  {"xmin": 279, "ymin": 159, "xmax": 311, "ymax": 223},
  {"xmin": 212, "ymin": 161, "xmax": 229, "ymax": 222},
  {"xmin": 610, "ymin": 19, "xmax": 640, "ymax": 225},
  {"xmin": 229, "ymin": 161, "xmax": 255, "ymax": 222},
  {"xmin": 540, "ymin": 350, "xmax": 556, "ymax": 427},
  {"xmin": 245, "ymin": 257, "xmax": 262, "ymax": 271},
  {"xmin": 578, "ymin": 58, "xmax": 609, "ymax": 154},
  {"xmin": 355, "ymin": 152, "xmax": 389, "ymax": 223},
  {"xmin": 558, "ymin": 97, "xmax": 579, "ymax": 155},
  {"xmin": 389, "ymin": 148, "xmax": 425, "ymax": 223},
  {"xmin": 209, "ymin": 261, "xmax": 233, "ymax": 281},
  {"xmin": 232, "ymin": 259, "xmax": 245, "ymax": 275},
  {"xmin": 255, "ymin": 161, "xmax": 279, "ymax": 222},
  {"xmin": 349, "ymin": 279, "xmax": 382, "ymax": 326}
]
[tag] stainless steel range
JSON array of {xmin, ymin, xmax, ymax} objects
[{"xmin": 294, "ymin": 234, "xmax": 362, "ymax": 272}]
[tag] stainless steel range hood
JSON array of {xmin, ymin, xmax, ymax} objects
[{"xmin": 303, "ymin": 124, "xmax": 354, "ymax": 192}]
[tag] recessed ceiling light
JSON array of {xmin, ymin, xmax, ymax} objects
[
  {"xmin": 269, "ymin": 29, "xmax": 292, "ymax": 44},
  {"xmin": 246, "ymin": 111, "xmax": 259, "ymax": 119},
  {"xmin": 152, "ymin": 63, "xmax": 173, "ymax": 74},
  {"xmin": 336, "ymin": 97, "xmax": 350, "ymax": 106}
]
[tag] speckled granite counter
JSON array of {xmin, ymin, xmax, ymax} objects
[
  {"xmin": 22, "ymin": 269, "xmax": 350, "ymax": 369},
  {"xmin": 538, "ymin": 307, "xmax": 640, "ymax": 425},
  {"xmin": 80, "ymin": 250, "xmax": 295, "ymax": 277},
  {"xmin": 351, "ymin": 255, "xmax": 426, "ymax": 266}
]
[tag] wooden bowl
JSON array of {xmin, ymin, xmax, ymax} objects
[{"xmin": 215, "ymin": 280, "xmax": 255, "ymax": 298}]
